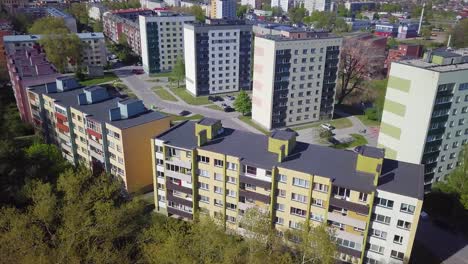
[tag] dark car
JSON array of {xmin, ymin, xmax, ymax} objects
[
  {"xmin": 132, "ymin": 69, "xmax": 144, "ymax": 75},
  {"xmin": 179, "ymin": 110, "xmax": 191, "ymax": 116},
  {"xmin": 223, "ymin": 106, "xmax": 234, "ymax": 112},
  {"xmin": 208, "ymin": 96, "xmax": 218, "ymax": 102},
  {"xmin": 215, "ymin": 96, "xmax": 224, "ymax": 101}
]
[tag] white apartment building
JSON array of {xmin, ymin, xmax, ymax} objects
[
  {"xmin": 378, "ymin": 48, "xmax": 468, "ymax": 191},
  {"xmin": 139, "ymin": 11, "xmax": 195, "ymax": 74},
  {"xmin": 210, "ymin": 0, "xmax": 236, "ymax": 19},
  {"xmin": 271, "ymin": 0, "xmax": 291, "ymax": 12},
  {"xmin": 184, "ymin": 19, "xmax": 253, "ymax": 96},
  {"xmin": 252, "ymin": 31, "xmax": 341, "ymax": 130},
  {"xmin": 304, "ymin": 0, "xmax": 332, "ymax": 13}
]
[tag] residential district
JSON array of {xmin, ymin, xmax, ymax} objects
[{"xmin": 0, "ymin": 0, "xmax": 467, "ymax": 264}]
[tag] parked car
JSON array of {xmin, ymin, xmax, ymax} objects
[
  {"xmin": 226, "ymin": 95, "xmax": 235, "ymax": 100},
  {"xmin": 132, "ymin": 69, "xmax": 144, "ymax": 75},
  {"xmin": 221, "ymin": 103, "xmax": 228, "ymax": 107},
  {"xmin": 179, "ymin": 110, "xmax": 191, "ymax": 116},
  {"xmin": 320, "ymin": 123, "xmax": 335, "ymax": 131},
  {"xmin": 223, "ymin": 106, "xmax": 234, "ymax": 112},
  {"xmin": 208, "ymin": 96, "xmax": 217, "ymax": 102},
  {"xmin": 215, "ymin": 96, "xmax": 224, "ymax": 101}
]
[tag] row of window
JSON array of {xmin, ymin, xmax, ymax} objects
[{"xmin": 372, "ymin": 213, "xmax": 412, "ymax": 230}]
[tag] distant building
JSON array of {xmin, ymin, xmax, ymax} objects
[
  {"xmin": 271, "ymin": 0, "xmax": 291, "ymax": 12},
  {"xmin": 211, "ymin": 0, "xmax": 236, "ymax": 19},
  {"xmin": 26, "ymin": 77, "xmax": 172, "ymax": 193},
  {"xmin": 88, "ymin": 3, "xmax": 109, "ymax": 21},
  {"xmin": 252, "ymin": 30, "xmax": 341, "ymax": 130},
  {"xmin": 378, "ymin": 48, "xmax": 468, "ymax": 190},
  {"xmin": 140, "ymin": 0, "xmax": 167, "ymax": 9},
  {"xmin": 0, "ymin": 19, "xmax": 13, "ymax": 77},
  {"xmin": 304, "ymin": 0, "xmax": 332, "ymax": 13},
  {"xmin": 241, "ymin": 0, "xmax": 262, "ymax": 9},
  {"xmin": 1, "ymin": 0, "xmax": 29, "ymax": 13},
  {"xmin": 184, "ymin": 19, "xmax": 253, "ymax": 96},
  {"xmin": 348, "ymin": 33, "xmax": 387, "ymax": 77},
  {"xmin": 344, "ymin": 1, "xmax": 376, "ymax": 13},
  {"xmin": 345, "ymin": 17, "xmax": 371, "ymax": 31},
  {"xmin": 374, "ymin": 22, "xmax": 398, "ymax": 38},
  {"xmin": 3, "ymin": 33, "xmax": 107, "ymax": 72},
  {"xmin": 397, "ymin": 21, "xmax": 420, "ymax": 39},
  {"xmin": 181, "ymin": 1, "xmax": 211, "ymax": 17},
  {"xmin": 103, "ymin": 8, "xmax": 153, "ymax": 55},
  {"xmin": 17, "ymin": 7, "xmax": 78, "ymax": 33},
  {"xmin": 385, "ymin": 44, "xmax": 423, "ymax": 73},
  {"xmin": 139, "ymin": 11, "xmax": 195, "ymax": 74}
]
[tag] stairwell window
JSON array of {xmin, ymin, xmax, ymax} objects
[
  {"xmin": 227, "ymin": 162, "xmax": 238, "ymax": 171},
  {"xmin": 313, "ymin": 183, "xmax": 329, "ymax": 193},
  {"xmin": 372, "ymin": 213, "xmax": 391, "ymax": 225}
]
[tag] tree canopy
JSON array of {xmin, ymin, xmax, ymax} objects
[
  {"xmin": 233, "ymin": 90, "xmax": 252, "ymax": 116},
  {"xmin": 171, "ymin": 55, "xmax": 185, "ymax": 88},
  {"xmin": 29, "ymin": 17, "xmax": 70, "ymax": 35},
  {"xmin": 451, "ymin": 19, "xmax": 468, "ymax": 48},
  {"xmin": 288, "ymin": 7, "xmax": 307, "ymax": 24}
]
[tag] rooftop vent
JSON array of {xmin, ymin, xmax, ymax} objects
[
  {"xmin": 109, "ymin": 99, "xmax": 146, "ymax": 121},
  {"xmin": 77, "ymin": 85, "xmax": 110, "ymax": 105}
]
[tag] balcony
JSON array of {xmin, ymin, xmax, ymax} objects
[
  {"xmin": 327, "ymin": 211, "xmax": 366, "ymax": 230},
  {"xmin": 86, "ymin": 128, "xmax": 102, "ymax": 140},
  {"xmin": 239, "ymin": 189, "xmax": 270, "ymax": 204},
  {"xmin": 88, "ymin": 138, "xmax": 103, "ymax": 151},
  {"xmin": 56, "ymin": 122, "xmax": 70, "ymax": 133},
  {"xmin": 167, "ymin": 206, "xmax": 193, "ymax": 220},
  {"xmin": 330, "ymin": 197, "xmax": 369, "ymax": 215},
  {"xmin": 165, "ymin": 156, "xmax": 192, "ymax": 169},
  {"xmin": 337, "ymin": 245, "xmax": 362, "ymax": 258},
  {"xmin": 89, "ymin": 148, "xmax": 104, "ymax": 163},
  {"xmin": 166, "ymin": 180, "xmax": 192, "ymax": 195},
  {"xmin": 55, "ymin": 112, "xmax": 67, "ymax": 122},
  {"xmin": 240, "ymin": 175, "xmax": 271, "ymax": 189},
  {"xmin": 165, "ymin": 170, "xmax": 192, "ymax": 183},
  {"xmin": 238, "ymin": 201, "xmax": 256, "ymax": 211},
  {"xmin": 167, "ymin": 192, "xmax": 193, "ymax": 208}
]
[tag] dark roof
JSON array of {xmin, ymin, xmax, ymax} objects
[
  {"xmin": 355, "ymin": 145, "xmax": 385, "ymax": 159},
  {"xmin": 198, "ymin": 118, "xmax": 219, "ymax": 126},
  {"xmin": 155, "ymin": 121, "xmax": 423, "ymax": 198},
  {"xmin": 270, "ymin": 129, "xmax": 297, "ymax": 140},
  {"xmin": 433, "ymin": 49, "xmax": 461, "ymax": 58},
  {"xmin": 378, "ymin": 159, "xmax": 424, "ymax": 199}
]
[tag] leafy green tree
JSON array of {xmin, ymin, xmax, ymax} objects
[
  {"xmin": 271, "ymin": 7, "xmax": 283, "ymax": 16},
  {"xmin": 190, "ymin": 6, "xmax": 206, "ymax": 22},
  {"xmin": 29, "ymin": 17, "xmax": 70, "ymax": 34},
  {"xmin": 237, "ymin": 4, "xmax": 250, "ymax": 18},
  {"xmin": 40, "ymin": 33, "xmax": 82, "ymax": 73},
  {"xmin": 171, "ymin": 56, "xmax": 185, "ymax": 88},
  {"xmin": 336, "ymin": 4, "xmax": 350, "ymax": 17},
  {"xmin": 25, "ymin": 143, "xmax": 70, "ymax": 183},
  {"xmin": 434, "ymin": 145, "xmax": 468, "ymax": 209},
  {"xmin": 451, "ymin": 19, "xmax": 468, "ymax": 48},
  {"xmin": 288, "ymin": 7, "xmax": 307, "ymax": 24},
  {"xmin": 233, "ymin": 90, "xmax": 252, "ymax": 116},
  {"xmin": 68, "ymin": 3, "xmax": 89, "ymax": 27}
]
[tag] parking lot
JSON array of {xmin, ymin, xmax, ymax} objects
[{"xmin": 209, "ymin": 95, "xmax": 236, "ymax": 112}]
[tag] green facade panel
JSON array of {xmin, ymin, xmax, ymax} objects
[
  {"xmin": 378, "ymin": 144, "xmax": 398, "ymax": 159},
  {"xmin": 380, "ymin": 122, "xmax": 402, "ymax": 140},
  {"xmin": 388, "ymin": 76, "xmax": 411, "ymax": 93},
  {"xmin": 383, "ymin": 99, "xmax": 406, "ymax": 117}
]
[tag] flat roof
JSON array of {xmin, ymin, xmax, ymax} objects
[
  {"xmin": 156, "ymin": 121, "xmax": 423, "ymax": 198},
  {"xmin": 4, "ymin": 33, "xmax": 104, "ymax": 43},
  {"xmin": 398, "ymin": 48, "xmax": 468, "ymax": 72}
]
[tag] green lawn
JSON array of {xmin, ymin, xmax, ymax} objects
[
  {"xmin": 205, "ymin": 104, "xmax": 224, "ymax": 111},
  {"xmin": 79, "ymin": 73, "xmax": 119, "ymax": 86},
  {"xmin": 356, "ymin": 115, "xmax": 381, "ymax": 127},
  {"xmin": 333, "ymin": 134, "xmax": 368, "ymax": 149},
  {"xmin": 293, "ymin": 117, "xmax": 353, "ymax": 131},
  {"xmin": 149, "ymin": 71, "xmax": 173, "ymax": 78},
  {"xmin": 238, "ymin": 115, "xmax": 269, "ymax": 135},
  {"xmin": 153, "ymin": 88, "xmax": 178, "ymax": 102},
  {"xmin": 172, "ymin": 87, "xmax": 211, "ymax": 105}
]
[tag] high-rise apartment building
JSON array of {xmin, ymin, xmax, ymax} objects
[
  {"xmin": 26, "ymin": 77, "xmax": 172, "ymax": 192},
  {"xmin": 252, "ymin": 31, "xmax": 341, "ymax": 130},
  {"xmin": 151, "ymin": 118, "xmax": 424, "ymax": 264},
  {"xmin": 378, "ymin": 48, "xmax": 468, "ymax": 191},
  {"xmin": 184, "ymin": 19, "xmax": 253, "ymax": 96},
  {"xmin": 210, "ymin": 0, "xmax": 236, "ymax": 19},
  {"xmin": 139, "ymin": 11, "xmax": 195, "ymax": 74},
  {"xmin": 304, "ymin": 0, "xmax": 332, "ymax": 13}
]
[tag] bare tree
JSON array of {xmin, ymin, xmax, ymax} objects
[{"xmin": 336, "ymin": 38, "xmax": 381, "ymax": 105}]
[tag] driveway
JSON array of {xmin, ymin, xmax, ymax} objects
[{"xmin": 112, "ymin": 66, "xmax": 261, "ymax": 134}]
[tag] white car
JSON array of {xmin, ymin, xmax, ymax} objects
[{"xmin": 321, "ymin": 123, "xmax": 335, "ymax": 131}]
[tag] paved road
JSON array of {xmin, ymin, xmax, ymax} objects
[
  {"xmin": 113, "ymin": 66, "xmax": 261, "ymax": 134},
  {"xmin": 416, "ymin": 218, "xmax": 468, "ymax": 264}
]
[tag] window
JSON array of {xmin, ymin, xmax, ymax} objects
[
  {"xmin": 214, "ymin": 173, "xmax": 223, "ymax": 181},
  {"xmin": 359, "ymin": 192, "xmax": 368, "ymax": 202},
  {"xmin": 277, "ymin": 174, "xmax": 287, "ymax": 183},
  {"xmin": 197, "ymin": 155, "xmax": 210, "ymax": 163},
  {"xmin": 459, "ymin": 82, "xmax": 468, "ymax": 91},
  {"xmin": 397, "ymin": 220, "xmax": 412, "ymax": 230},
  {"xmin": 310, "ymin": 212, "xmax": 324, "ymax": 222},
  {"xmin": 226, "ymin": 202, "xmax": 236, "ymax": 210},
  {"xmin": 400, "ymin": 203, "xmax": 416, "ymax": 214},
  {"xmin": 245, "ymin": 165, "xmax": 257, "ymax": 175},
  {"xmin": 370, "ymin": 229, "xmax": 387, "ymax": 240},
  {"xmin": 372, "ymin": 213, "xmax": 391, "ymax": 225},
  {"xmin": 227, "ymin": 189, "xmax": 236, "ymax": 197},
  {"xmin": 214, "ymin": 199, "xmax": 223, "ymax": 207},
  {"xmin": 291, "ymin": 193, "xmax": 308, "ymax": 203},
  {"xmin": 227, "ymin": 162, "xmax": 238, "ymax": 171},
  {"xmin": 368, "ymin": 243, "xmax": 385, "ymax": 254},
  {"xmin": 275, "ymin": 203, "xmax": 285, "ymax": 211},
  {"xmin": 214, "ymin": 159, "xmax": 224, "ymax": 167},
  {"xmin": 292, "ymin": 177, "xmax": 310, "ymax": 188},
  {"xmin": 333, "ymin": 186, "xmax": 350, "ymax": 199},
  {"xmin": 312, "ymin": 199, "xmax": 324, "ymax": 207},
  {"xmin": 275, "ymin": 217, "xmax": 284, "ymax": 225},
  {"xmin": 313, "ymin": 183, "xmax": 328, "ymax": 193},
  {"xmin": 156, "ymin": 158, "xmax": 164, "ymax": 165},
  {"xmin": 375, "ymin": 197, "xmax": 394, "ymax": 209},
  {"xmin": 156, "ymin": 146, "xmax": 163, "ymax": 153},
  {"xmin": 227, "ymin": 176, "xmax": 236, "ymax": 184},
  {"xmin": 198, "ymin": 169, "xmax": 209, "ymax": 178},
  {"xmin": 278, "ymin": 189, "xmax": 286, "ymax": 197},
  {"xmin": 364, "ymin": 257, "xmax": 381, "ymax": 264},
  {"xmin": 290, "ymin": 207, "xmax": 307, "ymax": 217},
  {"xmin": 157, "ymin": 171, "xmax": 164, "ymax": 178},
  {"xmin": 199, "ymin": 195, "xmax": 209, "ymax": 203},
  {"xmin": 199, "ymin": 182, "xmax": 209, "ymax": 190},
  {"xmin": 390, "ymin": 250, "xmax": 404, "ymax": 260},
  {"xmin": 289, "ymin": 220, "xmax": 301, "ymax": 229},
  {"xmin": 214, "ymin": 186, "xmax": 223, "ymax": 194},
  {"xmin": 393, "ymin": 235, "xmax": 403, "ymax": 244}
]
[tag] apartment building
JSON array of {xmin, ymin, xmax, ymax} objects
[
  {"xmin": 241, "ymin": 0, "xmax": 262, "ymax": 9},
  {"xmin": 385, "ymin": 44, "xmax": 423, "ymax": 74},
  {"xmin": 251, "ymin": 31, "xmax": 342, "ymax": 130},
  {"xmin": 6, "ymin": 46, "xmax": 60, "ymax": 124},
  {"xmin": 3, "ymin": 33, "xmax": 107, "ymax": 71},
  {"xmin": 184, "ymin": 19, "xmax": 253, "ymax": 96},
  {"xmin": 0, "ymin": 19, "xmax": 13, "ymax": 77},
  {"xmin": 344, "ymin": 1, "xmax": 376, "ymax": 12},
  {"xmin": 151, "ymin": 118, "xmax": 423, "ymax": 264},
  {"xmin": 139, "ymin": 11, "xmax": 195, "ymax": 74},
  {"xmin": 26, "ymin": 77, "xmax": 172, "ymax": 192},
  {"xmin": 304, "ymin": 0, "xmax": 332, "ymax": 13},
  {"xmin": 271, "ymin": 0, "xmax": 291, "ymax": 12},
  {"xmin": 211, "ymin": 0, "xmax": 236, "ymax": 19},
  {"xmin": 103, "ymin": 8, "xmax": 153, "ymax": 55},
  {"xmin": 378, "ymin": 48, "xmax": 468, "ymax": 191},
  {"xmin": 14, "ymin": 7, "xmax": 77, "ymax": 33}
]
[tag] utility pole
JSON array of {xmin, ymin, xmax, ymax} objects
[{"xmin": 418, "ymin": 2, "xmax": 425, "ymax": 35}]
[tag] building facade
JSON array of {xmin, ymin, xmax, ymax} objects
[
  {"xmin": 271, "ymin": 0, "xmax": 292, "ymax": 12},
  {"xmin": 251, "ymin": 31, "xmax": 342, "ymax": 130},
  {"xmin": 151, "ymin": 118, "xmax": 424, "ymax": 264},
  {"xmin": 15, "ymin": 7, "xmax": 78, "ymax": 33},
  {"xmin": 385, "ymin": 44, "xmax": 423, "ymax": 74},
  {"xmin": 344, "ymin": 1, "xmax": 376, "ymax": 13},
  {"xmin": 210, "ymin": 0, "xmax": 236, "ymax": 19},
  {"xmin": 374, "ymin": 23, "xmax": 398, "ymax": 38},
  {"xmin": 378, "ymin": 49, "xmax": 468, "ymax": 191},
  {"xmin": 0, "ymin": 19, "xmax": 13, "ymax": 78},
  {"xmin": 304, "ymin": 0, "xmax": 332, "ymax": 13},
  {"xmin": 139, "ymin": 11, "xmax": 195, "ymax": 74},
  {"xmin": 26, "ymin": 77, "xmax": 172, "ymax": 192},
  {"xmin": 184, "ymin": 19, "xmax": 253, "ymax": 96}
]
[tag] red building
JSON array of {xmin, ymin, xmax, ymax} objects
[
  {"xmin": 385, "ymin": 44, "xmax": 423, "ymax": 75},
  {"xmin": 0, "ymin": 19, "xmax": 13, "ymax": 78},
  {"xmin": 6, "ymin": 46, "xmax": 61, "ymax": 124}
]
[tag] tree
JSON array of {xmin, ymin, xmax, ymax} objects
[
  {"xmin": 171, "ymin": 56, "xmax": 185, "ymax": 88},
  {"xmin": 434, "ymin": 145, "xmax": 468, "ymax": 209},
  {"xmin": 285, "ymin": 223, "xmax": 336, "ymax": 264},
  {"xmin": 288, "ymin": 7, "xmax": 307, "ymax": 24},
  {"xmin": 336, "ymin": 38, "xmax": 380, "ymax": 105},
  {"xmin": 67, "ymin": 3, "xmax": 89, "ymax": 27},
  {"xmin": 336, "ymin": 4, "xmax": 350, "ymax": 17},
  {"xmin": 237, "ymin": 4, "xmax": 250, "ymax": 18},
  {"xmin": 233, "ymin": 90, "xmax": 252, "ymax": 116},
  {"xmin": 451, "ymin": 19, "xmax": 468, "ymax": 48},
  {"xmin": 29, "ymin": 17, "xmax": 70, "ymax": 34},
  {"xmin": 271, "ymin": 7, "xmax": 283, "ymax": 16},
  {"xmin": 39, "ymin": 32, "xmax": 82, "ymax": 73}
]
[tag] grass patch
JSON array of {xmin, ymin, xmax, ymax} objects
[
  {"xmin": 149, "ymin": 72, "xmax": 173, "ymax": 78},
  {"xmin": 172, "ymin": 87, "xmax": 211, "ymax": 105},
  {"xmin": 205, "ymin": 104, "xmax": 224, "ymax": 111},
  {"xmin": 114, "ymin": 83, "xmax": 137, "ymax": 99},
  {"xmin": 332, "ymin": 133, "xmax": 368, "ymax": 149},
  {"xmin": 292, "ymin": 117, "xmax": 352, "ymax": 131},
  {"xmin": 238, "ymin": 115, "xmax": 269, "ymax": 135},
  {"xmin": 153, "ymin": 88, "xmax": 178, "ymax": 102},
  {"xmin": 356, "ymin": 115, "xmax": 380, "ymax": 127},
  {"xmin": 79, "ymin": 73, "xmax": 119, "ymax": 86}
]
